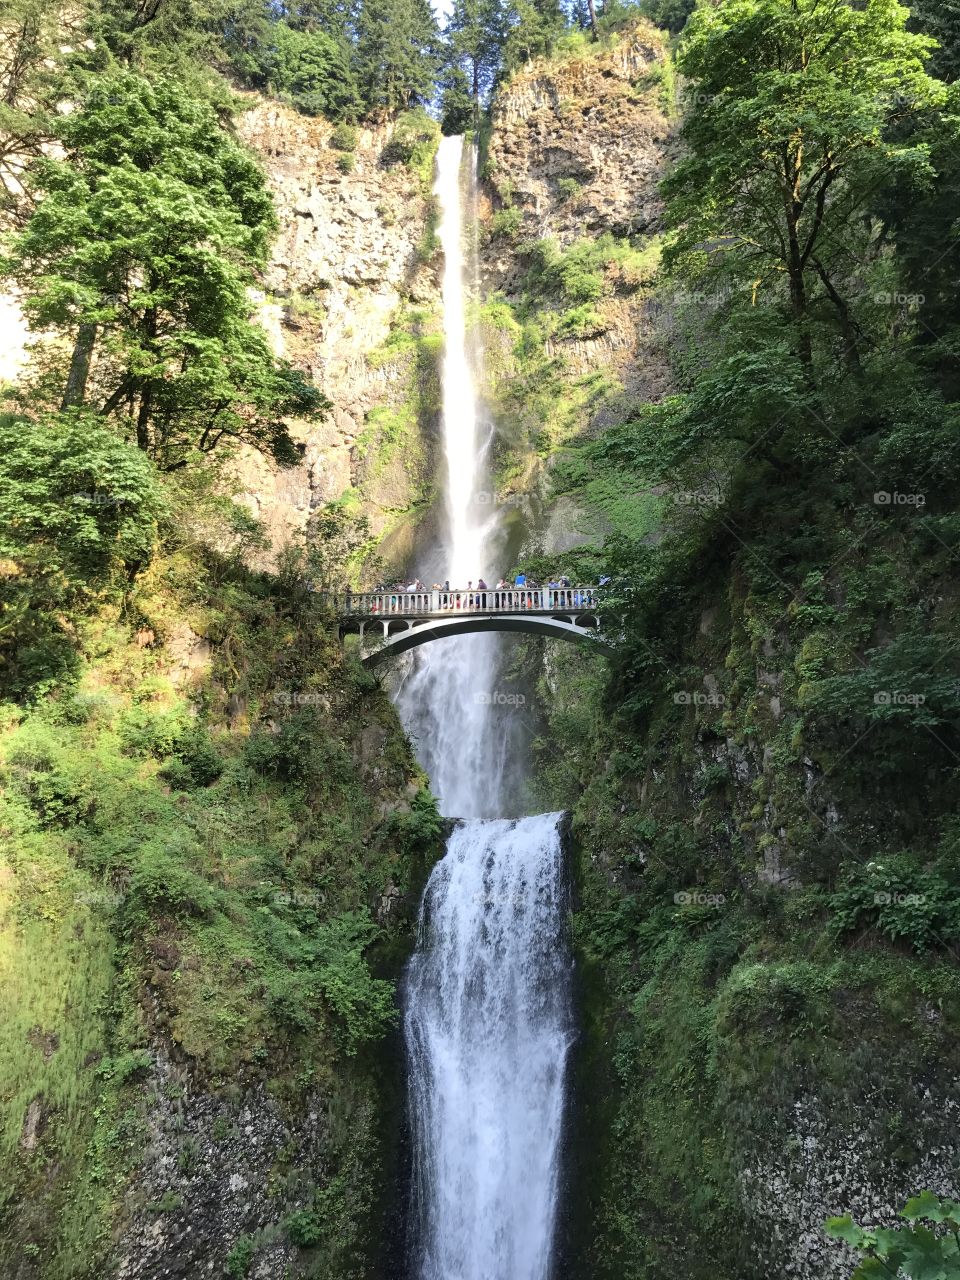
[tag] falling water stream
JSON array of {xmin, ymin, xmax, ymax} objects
[{"xmin": 396, "ymin": 136, "xmax": 575, "ymax": 1280}]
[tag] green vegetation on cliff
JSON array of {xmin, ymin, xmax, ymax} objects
[
  {"xmin": 0, "ymin": 11, "xmax": 445, "ymax": 1273},
  {"xmin": 0, "ymin": 470, "xmax": 441, "ymax": 1276},
  {"xmin": 509, "ymin": 3, "xmax": 960, "ymax": 1276}
]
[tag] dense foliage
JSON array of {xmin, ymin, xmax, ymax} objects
[
  {"xmin": 826, "ymin": 1192, "xmax": 960, "ymax": 1278},
  {"xmin": 503, "ymin": 4, "xmax": 960, "ymax": 1278}
]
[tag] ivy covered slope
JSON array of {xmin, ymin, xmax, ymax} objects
[
  {"xmin": 0, "ymin": 456, "xmax": 442, "ymax": 1279},
  {"xmin": 510, "ymin": 2, "xmax": 960, "ymax": 1278}
]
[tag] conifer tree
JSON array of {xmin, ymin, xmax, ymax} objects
[
  {"xmin": 354, "ymin": 0, "xmax": 439, "ymax": 116},
  {"xmin": 908, "ymin": 0, "xmax": 960, "ymax": 82},
  {"xmin": 443, "ymin": 0, "xmax": 507, "ymax": 119},
  {"xmin": 7, "ymin": 71, "xmax": 324, "ymax": 470}
]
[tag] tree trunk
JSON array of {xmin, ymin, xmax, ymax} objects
[
  {"xmin": 813, "ymin": 258, "xmax": 863, "ymax": 376},
  {"xmin": 784, "ymin": 204, "xmax": 813, "ymax": 372},
  {"xmin": 136, "ymin": 386, "xmax": 152, "ymax": 452},
  {"xmin": 60, "ymin": 323, "xmax": 97, "ymax": 411},
  {"xmin": 586, "ymin": 0, "xmax": 598, "ymax": 39}
]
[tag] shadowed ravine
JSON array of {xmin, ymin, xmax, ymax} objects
[{"xmin": 394, "ymin": 137, "xmax": 575, "ymax": 1280}]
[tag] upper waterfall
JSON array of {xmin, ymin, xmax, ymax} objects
[{"xmin": 394, "ymin": 135, "xmax": 510, "ymax": 818}]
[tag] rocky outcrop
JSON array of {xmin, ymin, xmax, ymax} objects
[
  {"xmin": 739, "ymin": 1090, "xmax": 960, "ymax": 1280},
  {"xmin": 112, "ymin": 1053, "xmax": 328, "ymax": 1280},
  {"xmin": 478, "ymin": 22, "xmax": 675, "ymax": 549},
  {"xmin": 233, "ymin": 102, "xmax": 442, "ymax": 565},
  {"xmin": 485, "ymin": 25, "xmax": 671, "ymax": 255}
]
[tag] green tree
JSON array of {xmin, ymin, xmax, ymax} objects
[
  {"xmin": 0, "ymin": 411, "xmax": 164, "ymax": 693},
  {"xmin": 0, "ymin": 0, "xmax": 69, "ymax": 208},
  {"xmin": 262, "ymin": 21, "xmax": 361, "ymax": 118},
  {"xmin": 354, "ymin": 0, "xmax": 439, "ymax": 116},
  {"xmin": 6, "ymin": 71, "xmax": 325, "ymax": 470},
  {"xmin": 443, "ymin": 0, "xmax": 507, "ymax": 122},
  {"xmin": 909, "ymin": 0, "xmax": 960, "ymax": 82},
  {"xmin": 501, "ymin": 0, "xmax": 566, "ymax": 72},
  {"xmin": 639, "ymin": 0, "xmax": 694, "ymax": 35},
  {"xmin": 665, "ymin": 0, "xmax": 946, "ymax": 372},
  {"xmin": 826, "ymin": 1191, "xmax": 960, "ymax": 1278}
]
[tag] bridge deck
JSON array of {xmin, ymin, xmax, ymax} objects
[{"xmin": 324, "ymin": 587, "xmax": 598, "ymax": 619}]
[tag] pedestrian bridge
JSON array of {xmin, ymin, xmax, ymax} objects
[{"xmin": 320, "ymin": 588, "xmax": 605, "ymax": 666}]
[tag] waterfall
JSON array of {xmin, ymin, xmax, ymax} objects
[
  {"xmin": 395, "ymin": 137, "xmax": 574, "ymax": 1280},
  {"xmin": 394, "ymin": 134, "xmax": 508, "ymax": 820},
  {"xmin": 403, "ymin": 815, "xmax": 574, "ymax": 1280}
]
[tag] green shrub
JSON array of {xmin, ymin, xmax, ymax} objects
[
  {"xmin": 825, "ymin": 1192, "xmax": 960, "ymax": 1278},
  {"xmin": 717, "ymin": 961, "xmax": 836, "ymax": 1032},
  {"xmin": 330, "ymin": 122, "xmax": 357, "ymax": 151},
  {"xmin": 6, "ymin": 745, "xmax": 94, "ymax": 829},
  {"xmin": 286, "ymin": 1209, "xmax": 325, "ymax": 1247},
  {"xmin": 555, "ymin": 305, "xmax": 605, "ymax": 339},
  {"xmin": 380, "ymin": 109, "xmax": 440, "ymax": 188},
  {"xmin": 386, "ymin": 787, "xmax": 444, "ymax": 854},
  {"xmin": 557, "ymin": 176, "xmax": 583, "ymax": 201},
  {"xmin": 225, "ymin": 1234, "xmax": 256, "ymax": 1278},
  {"xmin": 829, "ymin": 855, "xmax": 960, "ymax": 951},
  {"xmin": 0, "ymin": 411, "xmax": 164, "ymax": 696},
  {"xmin": 161, "ymin": 727, "xmax": 223, "ymax": 789},
  {"xmin": 124, "ymin": 848, "xmax": 219, "ymax": 921},
  {"xmin": 490, "ymin": 206, "xmax": 523, "ymax": 239},
  {"xmin": 337, "ymin": 151, "xmax": 355, "ymax": 174}
]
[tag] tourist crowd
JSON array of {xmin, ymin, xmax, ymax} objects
[{"xmin": 363, "ymin": 573, "xmax": 604, "ymax": 612}]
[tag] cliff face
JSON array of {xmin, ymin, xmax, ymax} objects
[
  {"xmin": 485, "ymin": 27, "xmax": 669, "ymax": 253},
  {"xmin": 234, "ymin": 103, "xmax": 442, "ymax": 569},
  {"xmin": 476, "ymin": 25, "xmax": 674, "ymax": 555},
  {"xmin": 1, "ymin": 550, "xmax": 438, "ymax": 1279}
]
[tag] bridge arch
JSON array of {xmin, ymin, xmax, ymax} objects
[{"xmin": 356, "ymin": 614, "xmax": 607, "ymax": 666}]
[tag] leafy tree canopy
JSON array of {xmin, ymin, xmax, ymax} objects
[
  {"xmin": 665, "ymin": 0, "xmax": 948, "ymax": 370},
  {"xmin": 6, "ymin": 70, "xmax": 326, "ymax": 471}
]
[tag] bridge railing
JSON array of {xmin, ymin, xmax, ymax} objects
[{"xmin": 321, "ymin": 587, "xmax": 599, "ymax": 617}]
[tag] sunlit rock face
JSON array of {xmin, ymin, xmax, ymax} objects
[
  {"xmin": 234, "ymin": 101, "xmax": 443, "ymax": 568},
  {"xmin": 0, "ymin": 290, "xmax": 30, "ymax": 388},
  {"xmin": 485, "ymin": 22, "xmax": 672, "ymax": 258}
]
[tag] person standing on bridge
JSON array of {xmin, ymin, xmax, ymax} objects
[{"xmin": 476, "ymin": 577, "xmax": 488, "ymax": 608}]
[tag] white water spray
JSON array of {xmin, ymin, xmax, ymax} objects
[
  {"xmin": 394, "ymin": 135, "xmax": 508, "ymax": 818},
  {"xmin": 404, "ymin": 814, "xmax": 574, "ymax": 1280},
  {"xmin": 395, "ymin": 137, "xmax": 574, "ymax": 1280}
]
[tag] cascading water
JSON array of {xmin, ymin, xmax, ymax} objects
[
  {"xmin": 396, "ymin": 136, "xmax": 574, "ymax": 1280},
  {"xmin": 394, "ymin": 134, "xmax": 509, "ymax": 819},
  {"xmin": 403, "ymin": 815, "xmax": 573, "ymax": 1280}
]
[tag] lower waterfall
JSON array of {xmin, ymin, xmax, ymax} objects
[{"xmin": 403, "ymin": 815, "xmax": 574, "ymax": 1280}]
